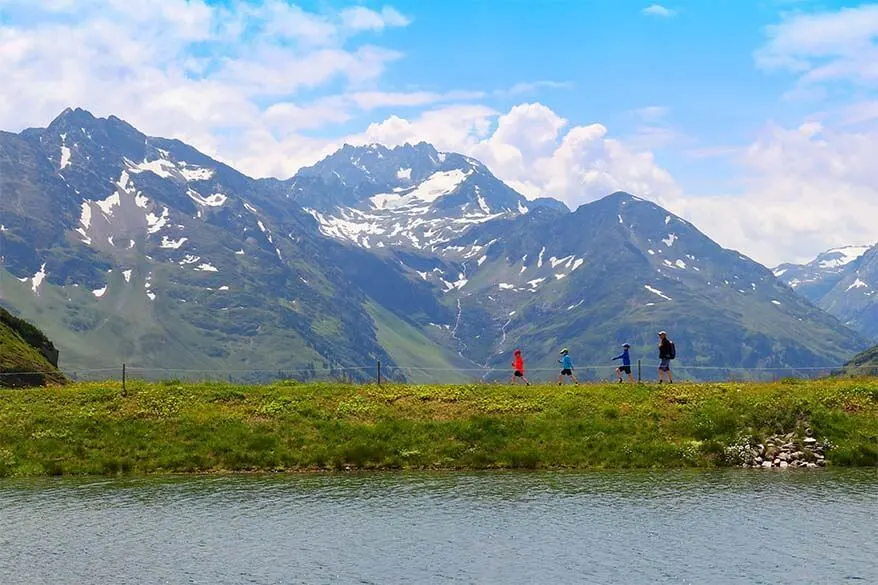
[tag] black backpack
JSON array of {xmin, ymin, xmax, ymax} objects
[{"xmin": 668, "ymin": 341, "xmax": 676, "ymax": 360}]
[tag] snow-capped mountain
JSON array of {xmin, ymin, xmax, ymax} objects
[
  {"xmin": 0, "ymin": 108, "xmax": 460, "ymax": 377},
  {"xmin": 282, "ymin": 142, "xmax": 566, "ymax": 251},
  {"xmin": 414, "ymin": 192, "xmax": 867, "ymax": 373},
  {"xmin": 0, "ymin": 108, "xmax": 870, "ymax": 379},
  {"xmin": 773, "ymin": 244, "xmax": 872, "ymax": 303},
  {"xmin": 776, "ymin": 243, "xmax": 878, "ymax": 340},
  {"xmin": 818, "ymin": 245, "xmax": 878, "ymax": 340}
]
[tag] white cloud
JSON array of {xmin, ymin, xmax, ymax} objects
[
  {"xmin": 348, "ymin": 90, "xmax": 486, "ymax": 110},
  {"xmin": 341, "ymin": 102, "xmax": 682, "ymax": 208},
  {"xmin": 756, "ymin": 4, "xmax": 878, "ymax": 87},
  {"xmin": 643, "ymin": 4, "xmax": 676, "ymax": 17},
  {"xmin": 495, "ymin": 80, "xmax": 574, "ymax": 96},
  {"xmin": 669, "ymin": 121, "xmax": 878, "ymax": 265},
  {"xmin": 340, "ymin": 6, "xmax": 411, "ymax": 30},
  {"xmin": 3, "ymin": 0, "xmax": 876, "ymax": 268},
  {"xmin": 0, "ymin": 0, "xmax": 411, "ymax": 154}
]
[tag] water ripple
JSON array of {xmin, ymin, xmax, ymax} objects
[{"xmin": 0, "ymin": 470, "xmax": 876, "ymax": 584}]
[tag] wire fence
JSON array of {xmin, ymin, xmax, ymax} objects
[{"xmin": 3, "ymin": 361, "xmax": 877, "ymax": 385}]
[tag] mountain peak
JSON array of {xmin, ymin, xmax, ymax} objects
[{"xmin": 48, "ymin": 107, "xmax": 98, "ymax": 130}]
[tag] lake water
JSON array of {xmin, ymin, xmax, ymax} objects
[{"xmin": 1, "ymin": 470, "xmax": 875, "ymax": 584}]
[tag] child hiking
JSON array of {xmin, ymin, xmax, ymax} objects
[
  {"xmin": 558, "ymin": 348, "xmax": 578, "ymax": 385},
  {"xmin": 511, "ymin": 349, "xmax": 530, "ymax": 385},
  {"xmin": 612, "ymin": 343, "xmax": 634, "ymax": 383}
]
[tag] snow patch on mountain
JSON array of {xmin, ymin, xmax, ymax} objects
[
  {"xmin": 847, "ymin": 278, "xmax": 869, "ymax": 291},
  {"xmin": 22, "ymin": 263, "xmax": 49, "ymax": 294},
  {"xmin": 644, "ymin": 284, "xmax": 672, "ymax": 301},
  {"xmin": 96, "ymin": 192, "xmax": 121, "ymax": 216},
  {"xmin": 59, "ymin": 145, "xmax": 71, "ymax": 171},
  {"xmin": 179, "ymin": 165, "xmax": 214, "ymax": 182},
  {"xmin": 819, "ymin": 245, "xmax": 871, "ymax": 268},
  {"xmin": 146, "ymin": 208, "xmax": 169, "ymax": 234},
  {"xmin": 129, "ymin": 157, "xmax": 176, "ymax": 179},
  {"xmin": 187, "ymin": 188, "xmax": 227, "ymax": 207},
  {"xmin": 160, "ymin": 236, "xmax": 188, "ymax": 249}
]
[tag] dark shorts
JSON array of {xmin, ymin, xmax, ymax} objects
[
  {"xmin": 617, "ymin": 365, "xmax": 631, "ymax": 374},
  {"xmin": 560, "ymin": 368, "xmax": 573, "ymax": 376},
  {"xmin": 513, "ymin": 370, "xmax": 524, "ymax": 377},
  {"xmin": 659, "ymin": 358, "xmax": 671, "ymax": 371}
]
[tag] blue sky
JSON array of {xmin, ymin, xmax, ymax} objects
[{"xmin": 1, "ymin": 0, "xmax": 877, "ymax": 264}]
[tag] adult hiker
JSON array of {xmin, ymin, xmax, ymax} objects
[
  {"xmin": 612, "ymin": 343, "xmax": 634, "ymax": 383},
  {"xmin": 657, "ymin": 331, "xmax": 675, "ymax": 383},
  {"xmin": 511, "ymin": 349, "xmax": 530, "ymax": 385},
  {"xmin": 558, "ymin": 347, "xmax": 578, "ymax": 385}
]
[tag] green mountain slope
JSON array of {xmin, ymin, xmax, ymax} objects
[
  {"xmin": 0, "ymin": 307, "xmax": 65, "ymax": 387},
  {"xmin": 842, "ymin": 345, "xmax": 878, "ymax": 376}
]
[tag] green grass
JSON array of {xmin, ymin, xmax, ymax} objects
[{"xmin": 0, "ymin": 378, "xmax": 875, "ymax": 477}]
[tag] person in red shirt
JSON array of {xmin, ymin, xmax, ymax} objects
[{"xmin": 511, "ymin": 349, "xmax": 530, "ymax": 385}]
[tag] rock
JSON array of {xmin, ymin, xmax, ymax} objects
[
  {"xmin": 782, "ymin": 443, "xmax": 794, "ymax": 452},
  {"xmin": 804, "ymin": 437, "xmax": 817, "ymax": 445},
  {"xmin": 761, "ymin": 461, "xmax": 773, "ymax": 469},
  {"xmin": 791, "ymin": 451, "xmax": 803, "ymax": 461},
  {"xmin": 778, "ymin": 452, "xmax": 790, "ymax": 462},
  {"xmin": 806, "ymin": 462, "xmax": 818, "ymax": 469},
  {"xmin": 789, "ymin": 461, "xmax": 798, "ymax": 468},
  {"xmin": 779, "ymin": 461, "xmax": 789, "ymax": 469},
  {"xmin": 773, "ymin": 458, "xmax": 781, "ymax": 465},
  {"xmin": 754, "ymin": 456, "xmax": 763, "ymax": 464},
  {"xmin": 805, "ymin": 428, "xmax": 814, "ymax": 437},
  {"xmin": 816, "ymin": 459, "xmax": 826, "ymax": 467}
]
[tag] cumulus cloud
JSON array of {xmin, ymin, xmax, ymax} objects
[
  {"xmin": 0, "ymin": 0, "xmax": 411, "ymax": 155},
  {"xmin": 2, "ymin": 0, "xmax": 876, "ymax": 267},
  {"xmin": 335, "ymin": 102, "xmax": 683, "ymax": 208},
  {"xmin": 670, "ymin": 121, "xmax": 878, "ymax": 265},
  {"xmin": 334, "ymin": 102, "xmax": 878, "ymax": 266}
]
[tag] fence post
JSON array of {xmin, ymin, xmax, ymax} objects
[
  {"xmin": 377, "ymin": 360, "xmax": 381, "ymax": 386},
  {"xmin": 637, "ymin": 359, "xmax": 641, "ymax": 383},
  {"xmin": 122, "ymin": 363, "xmax": 127, "ymax": 396}
]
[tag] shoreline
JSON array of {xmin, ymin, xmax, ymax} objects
[{"xmin": 0, "ymin": 378, "xmax": 875, "ymax": 478}]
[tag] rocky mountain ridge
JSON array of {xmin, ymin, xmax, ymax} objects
[{"xmin": 0, "ymin": 108, "xmax": 870, "ymax": 380}]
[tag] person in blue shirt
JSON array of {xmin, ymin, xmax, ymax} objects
[
  {"xmin": 612, "ymin": 343, "xmax": 634, "ymax": 383},
  {"xmin": 557, "ymin": 347, "xmax": 579, "ymax": 385}
]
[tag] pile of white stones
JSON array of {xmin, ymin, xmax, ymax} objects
[{"xmin": 743, "ymin": 430, "xmax": 828, "ymax": 469}]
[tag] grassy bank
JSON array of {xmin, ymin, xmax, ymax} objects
[{"xmin": 0, "ymin": 378, "xmax": 876, "ymax": 477}]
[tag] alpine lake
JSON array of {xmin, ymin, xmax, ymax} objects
[{"xmin": 1, "ymin": 469, "xmax": 876, "ymax": 584}]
